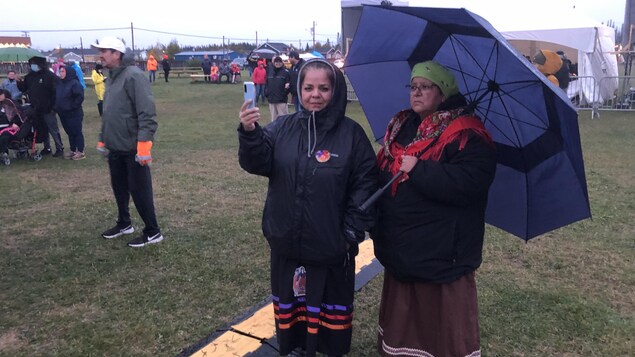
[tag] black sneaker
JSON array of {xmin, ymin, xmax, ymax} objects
[
  {"xmin": 40, "ymin": 148, "xmax": 52, "ymax": 156},
  {"xmin": 127, "ymin": 232, "xmax": 164, "ymax": 248},
  {"xmin": 53, "ymin": 149, "xmax": 64, "ymax": 157},
  {"xmin": 102, "ymin": 225, "xmax": 135, "ymax": 239}
]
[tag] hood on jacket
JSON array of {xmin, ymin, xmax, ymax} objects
[
  {"xmin": 60, "ymin": 65, "xmax": 79, "ymax": 82},
  {"xmin": 297, "ymin": 58, "xmax": 348, "ymax": 128},
  {"xmin": 295, "ymin": 58, "xmax": 349, "ymax": 158}
]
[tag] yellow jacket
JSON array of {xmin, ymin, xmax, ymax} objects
[
  {"xmin": 91, "ymin": 69, "xmax": 105, "ymax": 100},
  {"xmin": 147, "ymin": 55, "xmax": 158, "ymax": 71}
]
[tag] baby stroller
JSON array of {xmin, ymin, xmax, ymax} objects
[{"xmin": 1, "ymin": 100, "xmax": 42, "ymax": 165}]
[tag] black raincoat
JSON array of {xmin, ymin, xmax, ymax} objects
[{"xmin": 238, "ymin": 59, "xmax": 378, "ymax": 265}]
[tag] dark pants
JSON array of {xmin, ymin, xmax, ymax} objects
[
  {"xmin": 0, "ymin": 132, "xmax": 14, "ymax": 153},
  {"xmin": 255, "ymin": 84, "xmax": 266, "ymax": 104},
  {"xmin": 203, "ymin": 69, "xmax": 211, "ymax": 82},
  {"xmin": 58, "ymin": 108, "xmax": 84, "ymax": 152},
  {"xmin": 40, "ymin": 111, "xmax": 63, "ymax": 151},
  {"xmin": 218, "ymin": 73, "xmax": 231, "ymax": 83},
  {"xmin": 108, "ymin": 151, "xmax": 160, "ymax": 236},
  {"xmin": 97, "ymin": 101, "xmax": 103, "ymax": 116},
  {"xmin": 163, "ymin": 70, "xmax": 170, "ymax": 82}
]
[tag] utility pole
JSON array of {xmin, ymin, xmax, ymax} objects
[
  {"xmin": 256, "ymin": 31, "xmax": 258, "ymax": 47},
  {"xmin": 312, "ymin": 21, "xmax": 316, "ymax": 50},
  {"xmin": 130, "ymin": 22, "xmax": 136, "ymax": 60},
  {"xmin": 80, "ymin": 37, "xmax": 85, "ymax": 63}
]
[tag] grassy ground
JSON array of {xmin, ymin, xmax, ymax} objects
[{"xmin": 0, "ymin": 76, "xmax": 633, "ymax": 356}]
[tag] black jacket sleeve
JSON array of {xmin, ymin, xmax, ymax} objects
[
  {"xmin": 237, "ymin": 121, "xmax": 279, "ymax": 177},
  {"xmin": 343, "ymin": 125, "xmax": 379, "ymax": 243},
  {"xmin": 408, "ymin": 133, "xmax": 496, "ymax": 207}
]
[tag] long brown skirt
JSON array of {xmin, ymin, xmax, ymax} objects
[{"xmin": 377, "ymin": 270, "xmax": 481, "ymax": 357}]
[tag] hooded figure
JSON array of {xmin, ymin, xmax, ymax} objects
[
  {"xmin": 91, "ymin": 64, "xmax": 105, "ymax": 115},
  {"xmin": 17, "ymin": 55, "xmax": 65, "ymax": 155},
  {"xmin": 55, "ymin": 65, "xmax": 85, "ymax": 159},
  {"xmin": 238, "ymin": 58, "xmax": 378, "ymax": 356}
]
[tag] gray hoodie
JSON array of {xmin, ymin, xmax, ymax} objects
[{"xmin": 100, "ymin": 51, "xmax": 157, "ymax": 152}]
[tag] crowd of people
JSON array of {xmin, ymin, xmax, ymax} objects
[{"xmin": 3, "ymin": 43, "xmax": 498, "ymax": 356}]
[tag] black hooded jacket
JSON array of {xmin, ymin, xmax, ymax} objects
[
  {"xmin": 54, "ymin": 66, "xmax": 84, "ymax": 113},
  {"xmin": 238, "ymin": 59, "xmax": 378, "ymax": 265},
  {"xmin": 17, "ymin": 57, "xmax": 56, "ymax": 114}
]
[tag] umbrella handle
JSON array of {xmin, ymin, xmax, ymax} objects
[{"xmin": 359, "ymin": 171, "xmax": 403, "ymax": 212}]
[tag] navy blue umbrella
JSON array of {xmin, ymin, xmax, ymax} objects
[{"xmin": 345, "ymin": 5, "xmax": 591, "ymax": 240}]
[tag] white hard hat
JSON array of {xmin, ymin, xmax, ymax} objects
[{"xmin": 91, "ymin": 37, "xmax": 126, "ymax": 53}]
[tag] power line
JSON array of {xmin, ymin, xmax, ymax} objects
[
  {"xmin": 1, "ymin": 26, "xmax": 338, "ymax": 45},
  {"xmin": 0, "ymin": 27, "xmax": 128, "ymax": 33}
]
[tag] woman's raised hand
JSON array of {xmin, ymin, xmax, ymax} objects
[{"xmin": 239, "ymin": 100, "xmax": 260, "ymax": 131}]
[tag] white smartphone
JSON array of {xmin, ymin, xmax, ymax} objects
[{"xmin": 244, "ymin": 81, "xmax": 256, "ymax": 109}]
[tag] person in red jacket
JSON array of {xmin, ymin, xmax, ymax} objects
[{"xmin": 251, "ymin": 60, "xmax": 267, "ymax": 105}]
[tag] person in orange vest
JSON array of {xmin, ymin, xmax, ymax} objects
[
  {"xmin": 146, "ymin": 54, "xmax": 158, "ymax": 83},
  {"xmin": 211, "ymin": 62, "xmax": 219, "ymax": 82}
]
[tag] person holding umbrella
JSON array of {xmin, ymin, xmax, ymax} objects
[
  {"xmin": 238, "ymin": 59, "xmax": 377, "ymax": 357},
  {"xmin": 372, "ymin": 61, "xmax": 497, "ymax": 357}
]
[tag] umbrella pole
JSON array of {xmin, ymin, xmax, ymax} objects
[
  {"xmin": 359, "ymin": 171, "xmax": 403, "ymax": 211},
  {"xmin": 359, "ymin": 135, "xmax": 441, "ymax": 212}
]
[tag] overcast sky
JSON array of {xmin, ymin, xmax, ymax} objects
[{"xmin": 0, "ymin": 0, "xmax": 626, "ymax": 51}]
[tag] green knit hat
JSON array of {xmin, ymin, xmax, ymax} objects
[{"xmin": 410, "ymin": 61, "xmax": 459, "ymax": 97}]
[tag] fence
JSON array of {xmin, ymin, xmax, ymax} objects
[{"xmin": 345, "ymin": 75, "xmax": 635, "ymax": 119}]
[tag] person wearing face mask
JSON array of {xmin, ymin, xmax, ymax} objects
[
  {"xmin": 17, "ymin": 55, "xmax": 65, "ymax": 157},
  {"xmin": 0, "ymin": 70, "xmax": 23, "ymax": 101},
  {"xmin": 238, "ymin": 59, "xmax": 378, "ymax": 357},
  {"xmin": 91, "ymin": 64, "xmax": 106, "ymax": 116},
  {"xmin": 372, "ymin": 61, "xmax": 497, "ymax": 357}
]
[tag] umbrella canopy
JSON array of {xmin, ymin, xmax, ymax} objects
[
  {"xmin": 345, "ymin": 5, "xmax": 591, "ymax": 240},
  {"xmin": 0, "ymin": 47, "xmax": 45, "ymax": 62}
]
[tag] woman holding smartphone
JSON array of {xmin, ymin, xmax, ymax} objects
[{"xmin": 237, "ymin": 59, "xmax": 378, "ymax": 357}]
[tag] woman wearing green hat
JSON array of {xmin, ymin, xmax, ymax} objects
[{"xmin": 372, "ymin": 61, "xmax": 497, "ymax": 357}]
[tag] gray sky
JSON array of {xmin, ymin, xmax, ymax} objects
[{"xmin": 0, "ymin": 0, "xmax": 626, "ymax": 51}]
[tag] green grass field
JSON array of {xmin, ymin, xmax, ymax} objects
[{"xmin": 1, "ymin": 76, "xmax": 633, "ymax": 356}]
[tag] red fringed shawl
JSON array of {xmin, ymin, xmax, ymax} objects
[{"xmin": 376, "ymin": 108, "xmax": 493, "ymax": 195}]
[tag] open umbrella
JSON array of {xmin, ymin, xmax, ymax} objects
[
  {"xmin": 0, "ymin": 47, "xmax": 45, "ymax": 62},
  {"xmin": 345, "ymin": 5, "xmax": 591, "ymax": 240}
]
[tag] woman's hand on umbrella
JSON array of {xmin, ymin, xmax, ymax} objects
[
  {"xmin": 239, "ymin": 101, "xmax": 260, "ymax": 131},
  {"xmin": 400, "ymin": 155, "xmax": 417, "ymax": 173}
]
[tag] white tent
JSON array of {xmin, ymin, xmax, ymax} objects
[{"xmin": 490, "ymin": 6, "xmax": 619, "ymax": 105}]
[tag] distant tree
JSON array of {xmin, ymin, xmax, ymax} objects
[{"xmin": 166, "ymin": 39, "xmax": 181, "ymax": 58}]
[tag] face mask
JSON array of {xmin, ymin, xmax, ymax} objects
[{"xmin": 30, "ymin": 64, "xmax": 40, "ymax": 72}]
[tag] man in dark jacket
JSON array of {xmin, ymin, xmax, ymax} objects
[
  {"xmin": 288, "ymin": 51, "xmax": 305, "ymax": 112},
  {"xmin": 161, "ymin": 54, "xmax": 171, "ymax": 83},
  {"xmin": 265, "ymin": 56, "xmax": 290, "ymax": 121},
  {"xmin": 218, "ymin": 59, "xmax": 231, "ymax": 84},
  {"xmin": 201, "ymin": 54, "xmax": 212, "ymax": 82},
  {"xmin": 17, "ymin": 55, "xmax": 64, "ymax": 157},
  {"xmin": 92, "ymin": 36, "xmax": 164, "ymax": 248}
]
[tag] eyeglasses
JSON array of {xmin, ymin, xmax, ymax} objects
[{"xmin": 406, "ymin": 83, "xmax": 436, "ymax": 93}]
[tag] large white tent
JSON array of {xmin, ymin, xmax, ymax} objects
[
  {"xmin": 341, "ymin": 1, "xmax": 619, "ymax": 106},
  {"xmin": 492, "ymin": 6, "xmax": 619, "ymax": 106}
]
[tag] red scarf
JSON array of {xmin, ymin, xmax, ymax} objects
[{"xmin": 377, "ymin": 108, "xmax": 493, "ymax": 195}]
